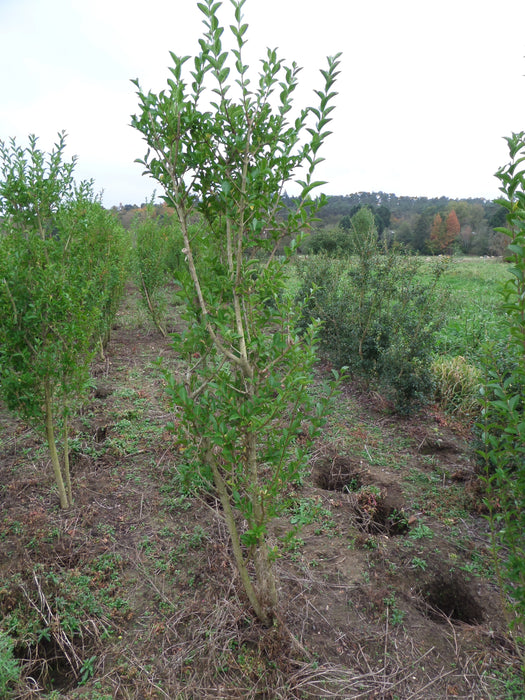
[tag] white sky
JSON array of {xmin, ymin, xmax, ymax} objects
[{"xmin": 1, "ymin": 0, "xmax": 524, "ymax": 207}]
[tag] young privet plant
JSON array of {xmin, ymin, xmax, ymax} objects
[
  {"xmin": 480, "ymin": 131, "xmax": 525, "ymax": 654},
  {"xmin": 132, "ymin": 0, "xmax": 341, "ymax": 625},
  {"xmin": 0, "ymin": 134, "xmax": 127, "ymax": 508},
  {"xmin": 132, "ymin": 203, "xmax": 185, "ymax": 336},
  {"xmin": 57, "ymin": 196, "xmax": 131, "ymax": 352},
  {"xmin": 0, "ymin": 133, "xmax": 77, "ymax": 236}
]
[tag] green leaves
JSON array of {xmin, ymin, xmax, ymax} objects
[
  {"xmin": 0, "ymin": 132, "xmax": 78, "ymax": 236},
  {"xmin": 131, "ymin": 0, "xmax": 340, "ymax": 624},
  {"xmin": 480, "ymin": 130, "xmax": 525, "ymax": 633},
  {"xmin": 132, "ymin": 203, "xmax": 184, "ymax": 336},
  {"xmin": 0, "ymin": 135, "xmax": 130, "ymax": 507}
]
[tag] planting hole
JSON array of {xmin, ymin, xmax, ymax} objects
[
  {"xmin": 353, "ymin": 487, "xmax": 409, "ymax": 536},
  {"xmin": 15, "ymin": 639, "xmax": 80, "ymax": 693},
  {"xmin": 419, "ymin": 572, "xmax": 483, "ymax": 624},
  {"xmin": 313, "ymin": 454, "xmax": 362, "ymax": 492},
  {"xmin": 94, "ymin": 425, "xmax": 110, "ymax": 443}
]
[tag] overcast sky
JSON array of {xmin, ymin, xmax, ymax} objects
[{"xmin": 1, "ymin": 0, "xmax": 524, "ymax": 207}]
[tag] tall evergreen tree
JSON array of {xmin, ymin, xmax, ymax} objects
[{"xmin": 413, "ymin": 209, "xmax": 434, "ymax": 252}]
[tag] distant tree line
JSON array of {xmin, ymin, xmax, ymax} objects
[
  {"xmin": 112, "ymin": 191, "xmax": 508, "ymax": 256},
  {"xmin": 306, "ymin": 192, "xmax": 508, "ymax": 256}
]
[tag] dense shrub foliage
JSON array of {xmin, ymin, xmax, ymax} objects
[
  {"xmin": 302, "ymin": 228, "xmax": 351, "ymax": 256},
  {"xmin": 296, "ymin": 208, "xmax": 448, "ymax": 412},
  {"xmin": 63, "ymin": 196, "xmax": 131, "ymax": 352},
  {"xmin": 0, "ymin": 134, "xmax": 130, "ymax": 507},
  {"xmin": 132, "ymin": 203, "xmax": 185, "ymax": 336}
]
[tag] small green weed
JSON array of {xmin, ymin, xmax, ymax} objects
[
  {"xmin": 342, "ymin": 476, "xmax": 360, "ymax": 493},
  {"xmin": 383, "ymin": 593, "xmax": 405, "ymax": 626},
  {"xmin": 96, "ymin": 523, "xmax": 116, "ymax": 539},
  {"xmin": 411, "ymin": 557, "xmax": 428, "ymax": 571},
  {"xmin": 114, "ymin": 387, "xmax": 138, "ymax": 400},
  {"xmin": 459, "ymin": 551, "xmax": 494, "ymax": 579},
  {"xmin": 176, "ymin": 526, "xmax": 207, "ymax": 554},
  {"xmin": 279, "ymin": 528, "xmax": 305, "ymax": 553},
  {"xmin": 9, "ymin": 521, "xmax": 24, "ymax": 536},
  {"xmin": 388, "ymin": 508, "xmax": 410, "ymax": 532},
  {"xmin": 160, "ymin": 489, "xmax": 192, "ymax": 513},
  {"xmin": 287, "ymin": 497, "xmax": 334, "ymax": 531},
  {"xmin": 488, "ymin": 667, "xmax": 525, "ymax": 699},
  {"xmin": 409, "ymin": 523, "xmax": 434, "ymax": 540},
  {"xmin": 79, "ymin": 655, "xmax": 97, "ymax": 685}
]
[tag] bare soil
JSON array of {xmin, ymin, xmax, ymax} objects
[{"xmin": 0, "ymin": 289, "xmax": 523, "ymax": 699}]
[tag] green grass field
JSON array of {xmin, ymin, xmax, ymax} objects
[{"xmin": 434, "ymin": 257, "xmax": 509, "ymax": 364}]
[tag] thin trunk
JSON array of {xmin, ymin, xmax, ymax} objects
[
  {"xmin": 141, "ymin": 277, "xmax": 167, "ymax": 337},
  {"xmin": 44, "ymin": 381, "xmax": 69, "ymax": 509},
  {"xmin": 246, "ymin": 426, "xmax": 279, "ymax": 614},
  {"xmin": 254, "ymin": 541, "xmax": 278, "ymax": 613},
  {"xmin": 63, "ymin": 413, "xmax": 73, "ymax": 506},
  {"xmin": 209, "ymin": 451, "xmax": 272, "ymax": 626}
]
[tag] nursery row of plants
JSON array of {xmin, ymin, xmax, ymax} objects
[{"xmin": 0, "ymin": 0, "xmax": 523, "ymax": 694}]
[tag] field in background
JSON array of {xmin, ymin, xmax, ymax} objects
[{"xmin": 433, "ymin": 257, "xmax": 508, "ymax": 364}]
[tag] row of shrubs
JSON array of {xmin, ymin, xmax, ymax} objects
[{"xmin": 294, "ymin": 208, "xmax": 481, "ymax": 414}]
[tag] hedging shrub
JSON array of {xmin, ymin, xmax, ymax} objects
[
  {"xmin": 302, "ymin": 228, "xmax": 351, "ymax": 256},
  {"xmin": 0, "ymin": 134, "xmax": 130, "ymax": 508},
  {"xmin": 131, "ymin": 0, "xmax": 341, "ymax": 626},
  {"xmin": 295, "ymin": 209, "xmax": 448, "ymax": 411},
  {"xmin": 132, "ymin": 204, "xmax": 184, "ymax": 336},
  {"xmin": 56, "ymin": 196, "xmax": 131, "ymax": 351},
  {"xmin": 479, "ymin": 131, "xmax": 525, "ymax": 656}
]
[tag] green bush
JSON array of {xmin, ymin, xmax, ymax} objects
[
  {"xmin": 131, "ymin": 0, "xmax": 341, "ymax": 626},
  {"xmin": 302, "ymin": 229, "xmax": 351, "ymax": 256},
  {"xmin": 0, "ymin": 134, "xmax": 129, "ymax": 508},
  {"xmin": 0, "ymin": 631, "xmax": 19, "ymax": 697},
  {"xmin": 57, "ymin": 196, "xmax": 131, "ymax": 351},
  {"xmin": 132, "ymin": 204, "xmax": 185, "ymax": 336},
  {"xmin": 295, "ymin": 209, "xmax": 447, "ymax": 412}
]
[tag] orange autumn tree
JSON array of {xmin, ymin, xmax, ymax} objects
[
  {"xmin": 429, "ymin": 213, "xmax": 444, "ymax": 253},
  {"xmin": 446, "ymin": 209, "xmax": 461, "ymax": 246},
  {"xmin": 429, "ymin": 210, "xmax": 459, "ymax": 253}
]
